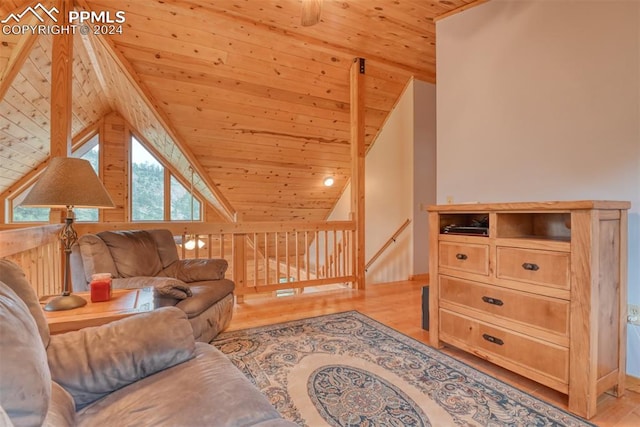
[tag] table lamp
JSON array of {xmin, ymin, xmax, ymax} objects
[{"xmin": 20, "ymin": 157, "xmax": 115, "ymax": 311}]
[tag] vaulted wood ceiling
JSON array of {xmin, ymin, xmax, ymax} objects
[{"xmin": 0, "ymin": 0, "xmax": 481, "ymax": 223}]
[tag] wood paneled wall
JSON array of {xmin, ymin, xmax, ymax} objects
[{"xmin": 101, "ymin": 111, "xmax": 128, "ymax": 222}]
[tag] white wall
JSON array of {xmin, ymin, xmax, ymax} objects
[
  {"xmin": 363, "ymin": 80, "xmax": 414, "ymax": 283},
  {"xmin": 413, "ymin": 80, "xmax": 437, "ymax": 275},
  {"xmin": 326, "ymin": 79, "xmax": 436, "ymax": 284},
  {"xmin": 437, "ymin": 0, "xmax": 640, "ymax": 375}
]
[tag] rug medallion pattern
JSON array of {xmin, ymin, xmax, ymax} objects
[
  {"xmin": 213, "ymin": 311, "xmax": 594, "ymax": 427},
  {"xmin": 310, "ymin": 364, "xmax": 429, "ymax": 426}
]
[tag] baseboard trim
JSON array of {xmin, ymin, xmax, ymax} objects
[
  {"xmin": 627, "ymin": 374, "xmax": 640, "ymax": 394},
  {"xmin": 409, "ymin": 273, "xmax": 429, "ymax": 282}
]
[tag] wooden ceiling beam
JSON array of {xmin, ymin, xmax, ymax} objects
[
  {"xmin": 73, "ymin": 0, "xmax": 237, "ymax": 223},
  {"xmin": 50, "ymin": 0, "xmax": 73, "ymax": 158}
]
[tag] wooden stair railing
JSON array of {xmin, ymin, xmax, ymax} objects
[{"xmin": 364, "ymin": 218, "xmax": 411, "ymax": 273}]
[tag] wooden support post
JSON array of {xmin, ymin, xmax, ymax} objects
[
  {"xmin": 350, "ymin": 57, "xmax": 366, "ymax": 290},
  {"xmin": 47, "ymin": 0, "xmax": 73, "ymax": 288},
  {"xmin": 50, "ymin": 0, "xmax": 73, "ymax": 158}
]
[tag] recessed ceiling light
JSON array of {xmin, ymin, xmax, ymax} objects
[{"xmin": 323, "ymin": 176, "xmax": 335, "ymax": 187}]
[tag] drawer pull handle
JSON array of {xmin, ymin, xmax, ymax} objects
[
  {"xmin": 456, "ymin": 253, "xmax": 468, "ymax": 260},
  {"xmin": 482, "ymin": 296, "xmax": 504, "ymax": 306},
  {"xmin": 522, "ymin": 262, "xmax": 539, "ymax": 271},
  {"xmin": 482, "ymin": 334, "xmax": 504, "ymax": 346}
]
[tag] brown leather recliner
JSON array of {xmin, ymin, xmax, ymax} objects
[
  {"xmin": 0, "ymin": 259, "xmax": 297, "ymax": 427},
  {"xmin": 70, "ymin": 229, "xmax": 234, "ymax": 342}
]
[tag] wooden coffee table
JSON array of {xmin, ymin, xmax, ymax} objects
[{"xmin": 42, "ymin": 287, "xmax": 155, "ymax": 334}]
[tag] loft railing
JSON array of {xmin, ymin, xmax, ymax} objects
[
  {"xmin": 364, "ymin": 218, "xmax": 411, "ymax": 272},
  {"xmin": 0, "ymin": 225, "xmax": 63, "ymax": 297},
  {"xmin": 0, "ymin": 221, "xmax": 356, "ymax": 300}
]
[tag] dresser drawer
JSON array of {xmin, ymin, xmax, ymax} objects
[
  {"xmin": 439, "ymin": 242, "xmax": 489, "ymax": 275},
  {"xmin": 439, "ymin": 277, "xmax": 569, "ymax": 337},
  {"xmin": 439, "ymin": 310, "xmax": 569, "ymax": 386},
  {"xmin": 496, "ymin": 247, "xmax": 570, "ymax": 290}
]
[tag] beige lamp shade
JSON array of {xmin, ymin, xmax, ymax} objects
[{"xmin": 21, "ymin": 157, "xmax": 115, "ymax": 208}]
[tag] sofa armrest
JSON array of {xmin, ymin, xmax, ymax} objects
[
  {"xmin": 173, "ymin": 259, "xmax": 228, "ymax": 282},
  {"xmin": 47, "ymin": 307, "xmax": 195, "ymax": 409},
  {"xmin": 110, "ymin": 276, "xmax": 193, "ymax": 307}
]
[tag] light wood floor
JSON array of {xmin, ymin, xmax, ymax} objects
[{"xmin": 229, "ymin": 280, "xmax": 640, "ymax": 427}]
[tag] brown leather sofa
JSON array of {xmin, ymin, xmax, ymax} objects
[
  {"xmin": 0, "ymin": 259, "xmax": 296, "ymax": 427},
  {"xmin": 71, "ymin": 229, "xmax": 234, "ymax": 342}
]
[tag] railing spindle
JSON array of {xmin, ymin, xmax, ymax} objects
[
  {"xmin": 285, "ymin": 231, "xmax": 290, "ymax": 283},
  {"xmin": 315, "ymin": 230, "xmax": 319, "ymax": 279},
  {"xmin": 295, "ymin": 231, "xmax": 300, "ymax": 283},
  {"xmin": 263, "ymin": 232, "xmax": 269, "ymax": 285},
  {"xmin": 253, "ymin": 232, "xmax": 258, "ymax": 287}
]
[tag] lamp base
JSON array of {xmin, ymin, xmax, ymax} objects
[{"xmin": 44, "ymin": 294, "xmax": 87, "ymax": 311}]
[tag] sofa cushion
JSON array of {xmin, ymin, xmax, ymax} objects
[
  {"xmin": 97, "ymin": 230, "xmax": 163, "ymax": 278},
  {"xmin": 47, "ymin": 307, "xmax": 195, "ymax": 408},
  {"xmin": 75, "ymin": 344, "xmax": 296, "ymax": 427},
  {"xmin": 77, "ymin": 235, "xmax": 119, "ymax": 283},
  {"xmin": 176, "ymin": 279, "xmax": 235, "ymax": 318},
  {"xmin": 0, "ymin": 259, "xmax": 50, "ymax": 347},
  {"xmin": 148, "ymin": 229, "xmax": 179, "ymax": 268},
  {"xmin": 0, "ymin": 282, "xmax": 51, "ymax": 427}
]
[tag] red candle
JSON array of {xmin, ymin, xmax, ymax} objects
[{"xmin": 90, "ymin": 273, "xmax": 112, "ymax": 302}]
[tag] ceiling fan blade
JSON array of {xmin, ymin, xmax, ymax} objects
[{"xmin": 301, "ymin": 0, "xmax": 323, "ymax": 27}]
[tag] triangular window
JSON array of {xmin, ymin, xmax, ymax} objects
[{"xmin": 131, "ymin": 135, "xmax": 202, "ymax": 222}]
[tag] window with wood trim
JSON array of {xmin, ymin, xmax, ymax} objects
[
  {"xmin": 130, "ymin": 136, "xmax": 202, "ymax": 222},
  {"xmin": 131, "ymin": 137, "xmax": 164, "ymax": 221},
  {"xmin": 171, "ymin": 176, "xmax": 200, "ymax": 221}
]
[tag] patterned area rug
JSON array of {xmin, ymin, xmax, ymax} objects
[{"xmin": 212, "ymin": 311, "xmax": 594, "ymax": 427}]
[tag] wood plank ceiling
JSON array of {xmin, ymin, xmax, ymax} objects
[{"xmin": 1, "ymin": 0, "xmax": 479, "ymax": 223}]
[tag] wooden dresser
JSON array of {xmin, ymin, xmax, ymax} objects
[{"xmin": 427, "ymin": 200, "xmax": 630, "ymax": 419}]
